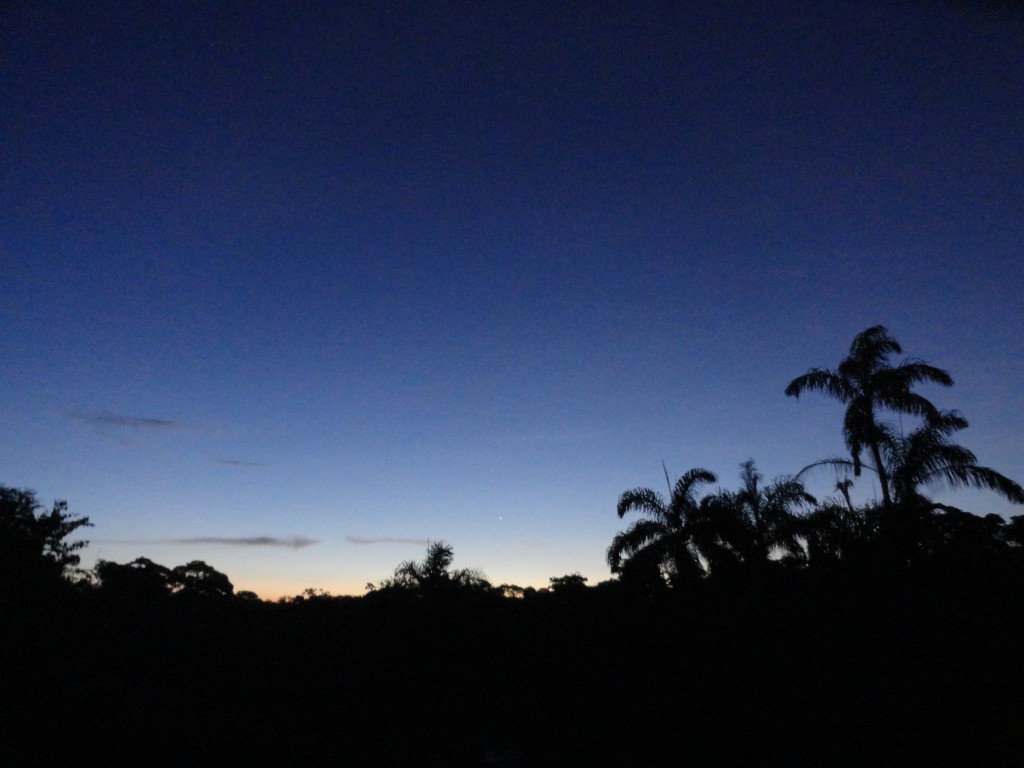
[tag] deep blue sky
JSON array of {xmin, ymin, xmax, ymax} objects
[{"xmin": 3, "ymin": 1, "xmax": 1022, "ymax": 597}]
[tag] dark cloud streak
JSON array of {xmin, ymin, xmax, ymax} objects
[
  {"xmin": 68, "ymin": 411, "xmax": 187, "ymax": 429},
  {"xmin": 176, "ymin": 536, "xmax": 319, "ymax": 548},
  {"xmin": 103, "ymin": 537, "xmax": 320, "ymax": 548},
  {"xmin": 214, "ymin": 459, "xmax": 269, "ymax": 467}
]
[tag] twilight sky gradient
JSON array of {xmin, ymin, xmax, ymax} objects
[{"xmin": 3, "ymin": 1, "xmax": 1022, "ymax": 598}]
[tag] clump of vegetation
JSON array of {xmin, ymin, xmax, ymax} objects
[
  {"xmin": 607, "ymin": 325, "xmax": 1023, "ymax": 585},
  {"xmin": 0, "ymin": 486, "xmax": 91, "ymax": 598},
  {"xmin": 371, "ymin": 540, "xmax": 491, "ymax": 594}
]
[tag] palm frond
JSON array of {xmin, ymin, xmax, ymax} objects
[
  {"xmin": 845, "ymin": 325, "xmax": 901, "ymax": 367},
  {"xmin": 616, "ymin": 488, "xmax": 666, "ymax": 519},
  {"xmin": 606, "ymin": 518, "xmax": 670, "ymax": 571},
  {"xmin": 795, "ymin": 457, "xmax": 861, "ymax": 482},
  {"xmin": 763, "ymin": 478, "xmax": 817, "ymax": 512},
  {"xmin": 886, "ymin": 359, "xmax": 954, "ymax": 389},
  {"xmin": 673, "ymin": 468, "xmax": 718, "ymax": 502},
  {"xmin": 785, "ymin": 368, "xmax": 853, "ymax": 401},
  {"xmin": 918, "ymin": 464, "xmax": 1024, "ymax": 504},
  {"xmin": 737, "ymin": 459, "xmax": 761, "ymax": 500},
  {"xmin": 876, "ymin": 390, "xmax": 945, "ymax": 422}
]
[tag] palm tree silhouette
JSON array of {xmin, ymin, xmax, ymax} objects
[
  {"xmin": 801, "ymin": 411, "xmax": 1024, "ymax": 510},
  {"xmin": 799, "ymin": 410, "xmax": 1023, "ymax": 559},
  {"xmin": 692, "ymin": 460, "xmax": 816, "ymax": 571},
  {"xmin": 802, "ymin": 496, "xmax": 870, "ymax": 566},
  {"xmin": 882, "ymin": 410, "xmax": 1024, "ymax": 510},
  {"xmin": 608, "ymin": 467, "xmax": 717, "ymax": 586},
  {"xmin": 785, "ymin": 325, "xmax": 953, "ymax": 511},
  {"xmin": 380, "ymin": 541, "xmax": 490, "ymax": 593}
]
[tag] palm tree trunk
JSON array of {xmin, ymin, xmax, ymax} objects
[
  {"xmin": 869, "ymin": 440, "xmax": 892, "ymax": 511},
  {"xmin": 862, "ymin": 398, "xmax": 893, "ymax": 511}
]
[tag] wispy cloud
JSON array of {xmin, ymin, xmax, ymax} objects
[
  {"xmin": 68, "ymin": 411, "xmax": 188, "ymax": 430},
  {"xmin": 214, "ymin": 459, "xmax": 269, "ymax": 467},
  {"xmin": 176, "ymin": 536, "xmax": 320, "ymax": 548},
  {"xmin": 496, "ymin": 429, "xmax": 594, "ymax": 444},
  {"xmin": 345, "ymin": 536, "xmax": 430, "ymax": 546},
  {"xmin": 106, "ymin": 536, "xmax": 320, "ymax": 549}
]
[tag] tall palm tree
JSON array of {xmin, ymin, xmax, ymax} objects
[
  {"xmin": 785, "ymin": 325, "xmax": 953, "ymax": 510},
  {"xmin": 608, "ymin": 467, "xmax": 717, "ymax": 586}
]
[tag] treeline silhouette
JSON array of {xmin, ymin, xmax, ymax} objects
[{"xmin": 3, "ymin": 327, "xmax": 1024, "ymax": 765}]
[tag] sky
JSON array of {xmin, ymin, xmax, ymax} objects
[{"xmin": 3, "ymin": 1, "xmax": 1022, "ymax": 599}]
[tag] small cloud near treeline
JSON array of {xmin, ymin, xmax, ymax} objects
[{"xmin": 345, "ymin": 536, "xmax": 431, "ymax": 546}]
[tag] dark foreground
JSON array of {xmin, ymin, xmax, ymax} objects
[{"xmin": 3, "ymin": 569, "xmax": 1023, "ymax": 767}]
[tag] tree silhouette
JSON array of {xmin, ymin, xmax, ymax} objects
[
  {"xmin": 377, "ymin": 541, "xmax": 490, "ymax": 594},
  {"xmin": 608, "ymin": 467, "xmax": 717, "ymax": 586},
  {"xmin": 802, "ymin": 411, "xmax": 1024, "ymax": 511},
  {"xmin": 548, "ymin": 573, "xmax": 588, "ymax": 593},
  {"xmin": 882, "ymin": 410, "xmax": 1024, "ymax": 510},
  {"xmin": 800, "ymin": 409, "xmax": 1023, "ymax": 561},
  {"xmin": 785, "ymin": 325, "xmax": 952, "ymax": 511},
  {"xmin": 691, "ymin": 460, "xmax": 816, "ymax": 573},
  {"xmin": 801, "ymin": 484, "xmax": 871, "ymax": 566},
  {"xmin": 927, "ymin": 508, "xmax": 1013, "ymax": 566},
  {"xmin": 95, "ymin": 556, "xmax": 174, "ymax": 600},
  {"xmin": 95, "ymin": 557, "xmax": 237, "ymax": 600},
  {"xmin": 0, "ymin": 484, "xmax": 91, "ymax": 595},
  {"xmin": 171, "ymin": 560, "xmax": 234, "ymax": 598},
  {"xmin": 1005, "ymin": 516, "xmax": 1024, "ymax": 549}
]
